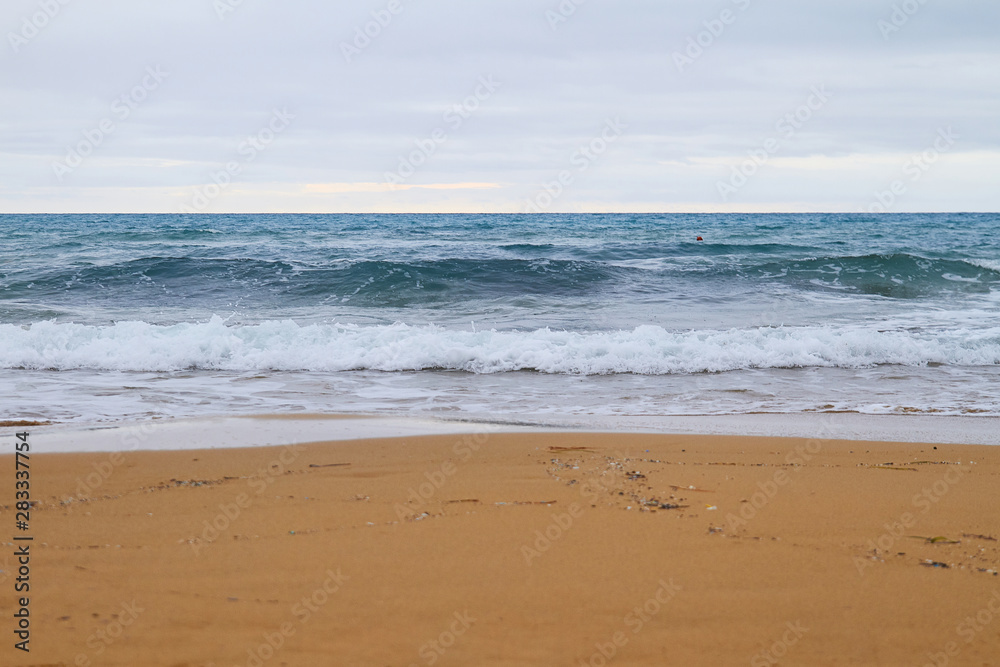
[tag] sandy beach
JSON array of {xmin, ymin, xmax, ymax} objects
[
  {"xmin": 3, "ymin": 424, "xmax": 999, "ymax": 666},
  {"xmin": 5, "ymin": 0, "xmax": 1000, "ymax": 662}
]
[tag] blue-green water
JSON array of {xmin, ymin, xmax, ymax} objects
[{"xmin": 1, "ymin": 213, "xmax": 999, "ymax": 422}]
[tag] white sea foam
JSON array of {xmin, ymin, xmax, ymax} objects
[
  {"xmin": 2, "ymin": 317, "xmax": 999, "ymax": 374},
  {"xmin": 964, "ymin": 258, "xmax": 1000, "ymax": 272}
]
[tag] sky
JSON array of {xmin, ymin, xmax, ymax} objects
[{"xmin": 1, "ymin": 0, "xmax": 998, "ymax": 213}]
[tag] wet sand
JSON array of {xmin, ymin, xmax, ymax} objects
[{"xmin": 4, "ymin": 429, "xmax": 1000, "ymax": 666}]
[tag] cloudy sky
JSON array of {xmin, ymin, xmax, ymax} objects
[{"xmin": 1, "ymin": 0, "xmax": 997, "ymax": 213}]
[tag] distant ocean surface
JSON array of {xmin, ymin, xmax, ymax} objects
[{"xmin": 2, "ymin": 213, "xmax": 999, "ymax": 424}]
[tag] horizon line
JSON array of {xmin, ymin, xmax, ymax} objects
[{"xmin": 0, "ymin": 210, "xmax": 995, "ymax": 215}]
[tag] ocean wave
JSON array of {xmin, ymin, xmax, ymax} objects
[
  {"xmin": 2, "ymin": 252, "xmax": 997, "ymax": 316},
  {"xmin": 964, "ymin": 258, "xmax": 1000, "ymax": 273},
  {"xmin": 2, "ymin": 317, "xmax": 998, "ymax": 373},
  {"xmin": 750, "ymin": 253, "xmax": 1000, "ymax": 297},
  {"xmin": 0, "ymin": 257, "xmax": 626, "ymax": 305},
  {"xmin": 6, "ymin": 252, "xmax": 998, "ymax": 294}
]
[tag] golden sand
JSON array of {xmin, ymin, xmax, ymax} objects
[{"xmin": 4, "ymin": 430, "xmax": 999, "ymax": 666}]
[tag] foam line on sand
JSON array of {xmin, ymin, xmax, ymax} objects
[{"xmin": 6, "ymin": 412, "xmax": 997, "ymax": 454}]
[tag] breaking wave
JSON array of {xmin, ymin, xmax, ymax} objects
[{"xmin": 2, "ymin": 317, "xmax": 998, "ymax": 373}]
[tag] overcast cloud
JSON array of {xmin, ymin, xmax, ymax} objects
[{"xmin": 1, "ymin": 0, "xmax": 998, "ymax": 213}]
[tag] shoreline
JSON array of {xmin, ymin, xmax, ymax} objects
[
  {"xmin": 6, "ymin": 411, "xmax": 999, "ymax": 454},
  {"xmin": 4, "ymin": 428, "xmax": 999, "ymax": 665}
]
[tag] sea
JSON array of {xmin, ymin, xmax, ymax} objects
[{"xmin": 1, "ymin": 213, "xmax": 999, "ymax": 425}]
